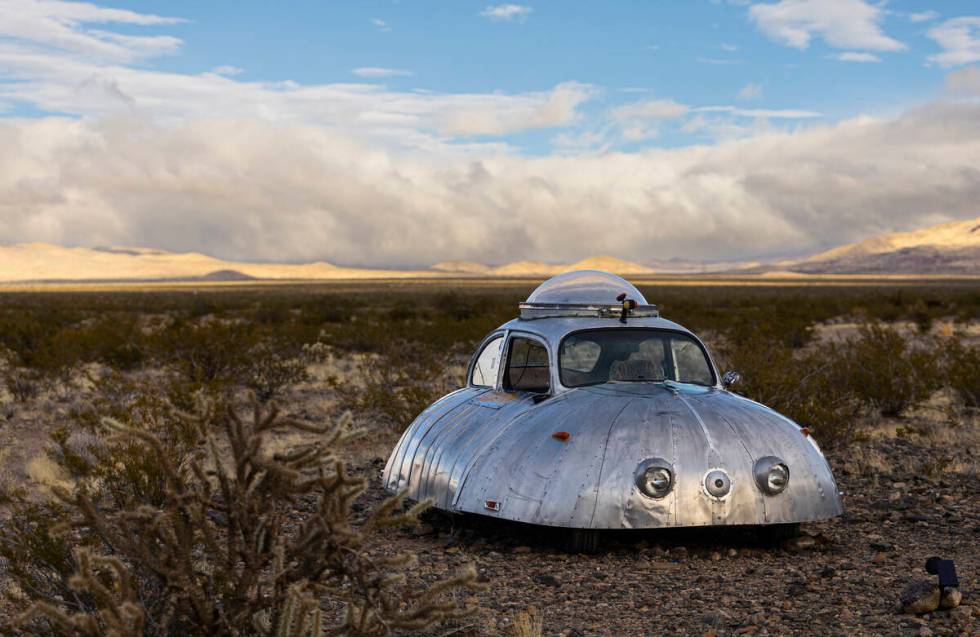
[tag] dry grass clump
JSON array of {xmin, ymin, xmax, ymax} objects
[
  {"xmin": 510, "ymin": 606, "xmax": 543, "ymax": 637},
  {"xmin": 4, "ymin": 395, "xmax": 480, "ymax": 636}
]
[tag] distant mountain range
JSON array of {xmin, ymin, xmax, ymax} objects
[
  {"xmin": 770, "ymin": 216, "xmax": 980, "ymax": 275},
  {"xmin": 0, "ymin": 216, "xmax": 976, "ymax": 283}
]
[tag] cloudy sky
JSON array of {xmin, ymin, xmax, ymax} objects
[{"xmin": 0, "ymin": 0, "xmax": 979, "ymax": 266}]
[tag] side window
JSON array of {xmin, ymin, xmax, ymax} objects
[
  {"xmin": 504, "ymin": 337, "xmax": 550, "ymax": 393},
  {"xmin": 470, "ymin": 335, "xmax": 503, "ymax": 387},
  {"xmin": 672, "ymin": 339, "xmax": 714, "ymax": 385}
]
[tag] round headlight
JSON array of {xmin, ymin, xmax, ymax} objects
[
  {"xmin": 704, "ymin": 469, "xmax": 731, "ymax": 498},
  {"xmin": 754, "ymin": 456, "xmax": 789, "ymax": 495},
  {"xmin": 636, "ymin": 462, "xmax": 673, "ymax": 498}
]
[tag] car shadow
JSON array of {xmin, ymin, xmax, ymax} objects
[{"xmin": 421, "ymin": 509, "xmax": 806, "ymax": 554}]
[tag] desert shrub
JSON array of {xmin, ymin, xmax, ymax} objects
[
  {"xmin": 0, "ymin": 496, "xmax": 103, "ymax": 624},
  {"xmin": 720, "ymin": 333, "xmax": 863, "ymax": 445},
  {"xmin": 836, "ymin": 323, "xmax": 941, "ymax": 416},
  {"xmin": 47, "ymin": 316, "xmax": 146, "ymax": 371},
  {"xmin": 3, "ymin": 366, "xmax": 42, "ymax": 403},
  {"xmin": 942, "ymin": 338, "xmax": 980, "ymax": 407},
  {"xmin": 724, "ymin": 308, "xmax": 815, "ymax": 350},
  {"xmin": 241, "ymin": 339, "xmax": 310, "ymax": 402},
  {"xmin": 0, "ymin": 311, "xmax": 68, "ymax": 370},
  {"xmin": 9, "ymin": 399, "xmax": 479, "ymax": 636},
  {"xmin": 722, "ymin": 321, "xmax": 945, "ymax": 446},
  {"xmin": 351, "ymin": 339, "xmax": 460, "ymax": 430},
  {"xmin": 154, "ymin": 319, "xmax": 258, "ymax": 386},
  {"xmin": 54, "ymin": 372, "xmax": 218, "ymax": 510}
]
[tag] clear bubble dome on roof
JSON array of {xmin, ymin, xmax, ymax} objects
[{"xmin": 525, "ymin": 270, "xmax": 648, "ymax": 305}]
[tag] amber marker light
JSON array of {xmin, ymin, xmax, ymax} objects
[
  {"xmin": 800, "ymin": 427, "xmax": 811, "ymax": 437},
  {"xmin": 552, "ymin": 431, "xmax": 570, "ymax": 441}
]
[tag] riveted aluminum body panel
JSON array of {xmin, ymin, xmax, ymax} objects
[{"xmin": 381, "ymin": 275, "xmax": 843, "ymax": 530}]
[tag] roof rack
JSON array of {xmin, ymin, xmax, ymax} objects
[{"xmin": 518, "ymin": 302, "xmax": 660, "ymax": 320}]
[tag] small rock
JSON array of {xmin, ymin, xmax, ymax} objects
[
  {"xmin": 872, "ymin": 552, "xmax": 888, "ymax": 565},
  {"xmin": 939, "ymin": 587, "xmax": 962, "ymax": 609},
  {"xmin": 901, "ymin": 580, "xmax": 941, "ymax": 615},
  {"xmin": 512, "ymin": 545, "xmax": 532, "ymax": 554},
  {"xmin": 891, "ymin": 495, "xmax": 915, "ymax": 511},
  {"xmin": 651, "ymin": 561, "xmax": 680, "ymax": 571},
  {"xmin": 669, "ymin": 546, "xmax": 689, "ymax": 559},
  {"xmin": 710, "ymin": 551, "xmax": 721, "ymax": 562},
  {"xmin": 916, "ymin": 626, "xmax": 933, "ymax": 637},
  {"xmin": 949, "ymin": 605, "xmax": 972, "ymax": 621},
  {"xmin": 819, "ymin": 566, "xmax": 836, "ymax": 578},
  {"xmin": 445, "ymin": 546, "xmax": 459, "ymax": 554},
  {"xmin": 533, "ymin": 573, "xmax": 561, "ymax": 588},
  {"xmin": 786, "ymin": 535, "xmax": 816, "ymax": 551},
  {"xmin": 411, "ymin": 524, "xmax": 435, "ymax": 537},
  {"xmin": 702, "ymin": 611, "xmax": 724, "ymax": 626},
  {"xmin": 727, "ymin": 547, "xmax": 738, "ymax": 558}
]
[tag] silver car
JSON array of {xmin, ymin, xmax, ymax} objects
[{"xmin": 382, "ymin": 270, "xmax": 842, "ymax": 550}]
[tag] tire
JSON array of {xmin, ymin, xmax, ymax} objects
[{"xmin": 566, "ymin": 529, "xmax": 601, "ymax": 553}]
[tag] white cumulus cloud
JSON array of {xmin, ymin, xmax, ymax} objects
[
  {"xmin": 210, "ymin": 65, "xmax": 243, "ymax": 76},
  {"xmin": 480, "ymin": 4, "xmax": 532, "ymax": 22},
  {"xmin": 611, "ymin": 99, "xmax": 690, "ymax": 121},
  {"xmin": 737, "ymin": 82, "xmax": 763, "ymax": 100},
  {"xmin": 928, "ymin": 17, "xmax": 980, "ymax": 68},
  {"xmin": 749, "ymin": 0, "xmax": 905, "ymax": 52},
  {"xmin": 946, "ymin": 65, "xmax": 980, "ymax": 95},
  {"xmin": 836, "ymin": 51, "xmax": 881, "ymax": 62},
  {"xmin": 908, "ymin": 11, "xmax": 939, "ymax": 24},
  {"xmin": 0, "ymin": 0, "xmax": 184, "ymax": 63},
  {"xmin": 0, "ymin": 102, "xmax": 977, "ymax": 266},
  {"xmin": 352, "ymin": 67, "xmax": 413, "ymax": 78}
]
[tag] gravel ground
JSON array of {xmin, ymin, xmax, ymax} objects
[
  {"xmin": 1, "ymin": 375, "xmax": 976, "ymax": 636},
  {"xmin": 351, "ymin": 409, "xmax": 979, "ymax": 637}
]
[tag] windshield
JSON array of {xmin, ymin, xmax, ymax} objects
[{"xmin": 560, "ymin": 329, "xmax": 715, "ymax": 387}]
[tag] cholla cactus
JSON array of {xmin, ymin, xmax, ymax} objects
[{"xmin": 18, "ymin": 397, "xmax": 479, "ymax": 636}]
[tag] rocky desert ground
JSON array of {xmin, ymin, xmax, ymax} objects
[{"xmin": 0, "ymin": 280, "xmax": 977, "ymax": 636}]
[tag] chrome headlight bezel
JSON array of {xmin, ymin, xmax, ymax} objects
[
  {"xmin": 635, "ymin": 458, "xmax": 674, "ymax": 499},
  {"xmin": 703, "ymin": 468, "xmax": 732, "ymax": 498},
  {"xmin": 754, "ymin": 456, "xmax": 790, "ymax": 495}
]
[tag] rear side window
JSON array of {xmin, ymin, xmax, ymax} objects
[
  {"xmin": 470, "ymin": 335, "xmax": 503, "ymax": 387},
  {"xmin": 504, "ymin": 337, "xmax": 550, "ymax": 393}
]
